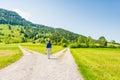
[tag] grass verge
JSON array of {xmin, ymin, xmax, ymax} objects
[
  {"xmin": 21, "ymin": 43, "xmax": 64, "ymax": 54},
  {"xmin": 0, "ymin": 43, "xmax": 23, "ymax": 69}
]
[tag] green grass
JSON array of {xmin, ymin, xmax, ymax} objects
[
  {"xmin": 71, "ymin": 48, "xmax": 120, "ymax": 80},
  {"xmin": 0, "ymin": 24, "xmax": 24, "ymax": 43},
  {"xmin": 21, "ymin": 43, "xmax": 64, "ymax": 54},
  {"xmin": 0, "ymin": 43, "xmax": 23, "ymax": 69}
]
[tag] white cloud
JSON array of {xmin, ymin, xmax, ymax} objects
[{"xmin": 13, "ymin": 9, "xmax": 31, "ymax": 20}]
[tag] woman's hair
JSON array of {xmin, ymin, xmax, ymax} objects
[{"xmin": 48, "ymin": 41, "xmax": 51, "ymax": 43}]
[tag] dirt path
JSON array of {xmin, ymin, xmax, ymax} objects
[{"xmin": 0, "ymin": 46, "xmax": 83, "ymax": 80}]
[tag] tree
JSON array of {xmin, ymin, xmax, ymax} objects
[
  {"xmin": 86, "ymin": 36, "xmax": 94, "ymax": 47},
  {"xmin": 77, "ymin": 36, "xmax": 84, "ymax": 44},
  {"xmin": 98, "ymin": 36, "xmax": 107, "ymax": 47},
  {"xmin": 20, "ymin": 27, "xmax": 24, "ymax": 33},
  {"xmin": 40, "ymin": 38, "xmax": 45, "ymax": 43},
  {"xmin": 50, "ymin": 33, "xmax": 61, "ymax": 44},
  {"xmin": 61, "ymin": 37, "xmax": 67, "ymax": 43},
  {"xmin": 8, "ymin": 25, "xmax": 12, "ymax": 30},
  {"xmin": 3, "ymin": 36, "xmax": 11, "ymax": 44},
  {"xmin": 111, "ymin": 40, "xmax": 116, "ymax": 44}
]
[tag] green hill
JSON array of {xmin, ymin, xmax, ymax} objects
[
  {"xmin": 1, "ymin": 8, "xmax": 119, "ymax": 48},
  {"xmin": 0, "ymin": 24, "xmax": 84, "ymax": 44},
  {"xmin": 0, "ymin": 8, "xmax": 35, "ymax": 26},
  {"xmin": 0, "ymin": 8, "xmax": 85, "ymax": 44}
]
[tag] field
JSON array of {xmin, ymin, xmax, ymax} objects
[
  {"xmin": 0, "ymin": 24, "xmax": 24, "ymax": 43},
  {"xmin": 0, "ymin": 43, "xmax": 22, "ymax": 69},
  {"xmin": 71, "ymin": 48, "xmax": 120, "ymax": 80},
  {"xmin": 21, "ymin": 43, "xmax": 64, "ymax": 54}
]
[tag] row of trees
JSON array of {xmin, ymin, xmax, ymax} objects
[
  {"xmin": 0, "ymin": 24, "xmax": 119, "ymax": 48},
  {"xmin": 70, "ymin": 36, "xmax": 107, "ymax": 48}
]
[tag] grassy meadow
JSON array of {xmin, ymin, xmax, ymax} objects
[
  {"xmin": 0, "ymin": 43, "xmax": 22, "ymax": 69},
  {"xmin": 71, "ymin": 48, "xmax": 120, "ymax": 80},
  {"xmin": 21, "ymin": 43, "xmax": 64, "ymax": 54}
]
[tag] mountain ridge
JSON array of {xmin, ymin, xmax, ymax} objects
[
  {"xmin": 0, "ymin": 8, "xmax": 36, "ymax": 26},
  {"xmin": 0, "ymin": 8, "xmax": 85, "ymax": 44},
  {"xmin": 0, "ymin": 8, "xmax": 81, "ymax": 35}
]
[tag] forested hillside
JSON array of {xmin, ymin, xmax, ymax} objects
[
  {"xmin": 0, "ymin": 8, "xmax": 83, "ymax": 44},
  {"xmin": 0, "ymin": 8, "xmax": 119, "ymax": 48},
  {"xmin": 0, "ymin": 8, "xmax": 35, "ymax": 26},
  {"xmin": 0, "ymin": 24, "xmax": 82, "ymax": 44}
]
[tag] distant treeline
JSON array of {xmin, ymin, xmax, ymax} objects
[
  {"xmin": 70, "ymin": 36, "xmax": 120, "ymax": 48},
  {"xmin": 0, "ymin": 24, "xmax": 120, "ymax": 48}
]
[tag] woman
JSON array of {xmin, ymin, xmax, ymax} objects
[{"xmin": 46, "ymin": 41, "xmax": 52, "ymax": 59}]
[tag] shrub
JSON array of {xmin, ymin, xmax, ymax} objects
[
  {"xmin": 62, "ymin": 43, "xmax": 67, "ymax": 47},
  {"xmin": 107, "ymin": 45, "xmax": 116, "ymax": 48},
  {"xmin": 70, "ymin": 43, "xmax": 80, "ymax": 48},
  {"xmin": 32, "ymin": 41, "xmax": 35, "ymax": 44},
  {"xmin": 117, "ymin": 46, "xmax": 120, "ymax": 48},
  {"xmin": 79, "ymin": 43, "xmax": 88, "ymax": 48}
]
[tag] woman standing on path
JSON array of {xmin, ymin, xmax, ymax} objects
[{"xmin": 46, "ymin": 41, "xmax": 52, "ymax": 59}]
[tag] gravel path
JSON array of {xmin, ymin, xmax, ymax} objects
[{"xmin": 0, "ymin": 46, "xmax": 83, "ymax": 80}]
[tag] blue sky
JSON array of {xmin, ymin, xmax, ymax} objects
[{"xmin": 0, "ymin": 0, "xmax": 120, "ymax": 43}]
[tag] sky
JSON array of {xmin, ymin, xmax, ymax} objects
[{"xmin": 0, "ymin": 0, "xmax": 120, "ymax": 43}]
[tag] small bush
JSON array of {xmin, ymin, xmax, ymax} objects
[
  {"xmin": 70, "ymin": 43, "xmax": 80, "ymax": 48},
  {"xmin": 117, "ymin": 46, "xmax": 120, "ymax": 48},
  {"xmin": 32, "ymin": 41, "xmax": 35, "ymax": 44},
  {"xmin": 107, "ymin": 45, "xmax": 116, "ymax": 48},
  {"xmin": 62, "ymin": 43, "xmax": 67, "ymax": 47},
  {"xmin": 79, "ymin": 44, "xmax": 88, "ymax": 48}
]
